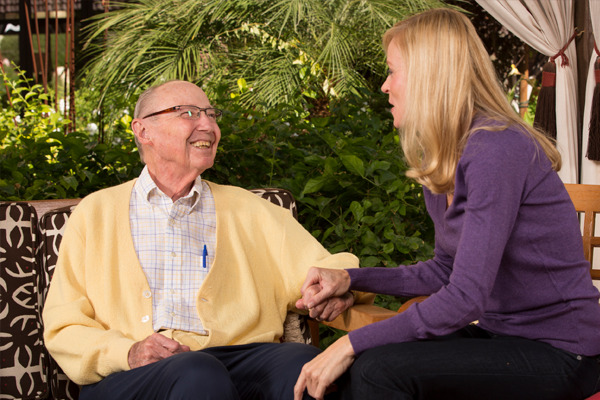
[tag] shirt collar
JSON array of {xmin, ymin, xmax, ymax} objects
[{"xmin": 135, "ymin": 166, "xmax": 203, "ymax": 211}]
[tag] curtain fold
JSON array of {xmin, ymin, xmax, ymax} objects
[
  {"xmin": 476, "ymin": 0, "xmax": 578, "ymax": 184},
  {"xmin": 580, "ymin": 1, "xmax": 600, "ymax": 184}
]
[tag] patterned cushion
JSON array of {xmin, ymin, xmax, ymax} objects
[
  {"xmin": 0, "ymin": 202, "xmax": 50, "ymax": 399},
  {"xmin": 249, "ymin": 188, "xmax": 312, "ymax": 346},
  {"xmin": 38, "ymin": 205, "xmax": 80, "ymax": 400},
  {"xmin": 249, "ymin": 188, "xmax": 298, "ymax": 220}
]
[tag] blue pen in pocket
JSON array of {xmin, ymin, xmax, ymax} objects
[{"xmin": 203, "ymin": 245, "xmax": 207, "ymax": 268}]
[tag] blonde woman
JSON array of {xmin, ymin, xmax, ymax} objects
[{"xmin": 294, "ymin": 9, "xmax": 600, "ymax": 400}]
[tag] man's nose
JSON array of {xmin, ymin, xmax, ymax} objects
[{"xmin": 195, "ymin": 112, "xmax": 214, "ymax": 128}]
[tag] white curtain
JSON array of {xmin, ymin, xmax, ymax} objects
[
  {"xmin": 476, "ymin": 0, "xmax": 579, "ymax": 184},
  {"xmin": 580, "ymin": 1, "xmax": 600, "ymax": 184}
]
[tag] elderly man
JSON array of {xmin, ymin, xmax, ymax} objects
[{"xmin": 42, "ymin": 80, "xmax": 362, "ymax": 400}]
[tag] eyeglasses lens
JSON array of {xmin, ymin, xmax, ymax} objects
[{"xmin": 180, "ymin": 107, "xmax": 221, "ymax": 121}]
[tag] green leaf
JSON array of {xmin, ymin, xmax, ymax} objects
[
  {"xmin": 321, "ymin": 226, "xmax": 336, "ymax": 242},
  {"xmin": 349, "ymin": 201, "xmax": 363, "ymax": 222},
  {"xmin": 312, "ymin": 118, "xmax": 329, "ymax": 128},
  {"xmin": 361, "ymin": 256, "xmax": 380, "ymax": 268},
  {"xmin": 12, "ymin": 170, "xmax": 24, "ymax": 182},
  {"xmin": 62, "ymin": 176, "xmax": 79, "ymax": 191},
  {"xmin": 237, "ymin": 78, "xmax": 248, "ymax": 93},
  {"xmin": 399, "ymin": 204, "xmax": 406, "ymax": 216},
  {"xmin": 324, "ymin": 157, "xmax": 339, "ymax": 175},
  {"xmin": 368, "ymin": 160, "xmax": 391, "ymax": 173},
  {"xmin": 383, "ymin": 242, "xmax": 395, "ymax": 254},
  {"xmin": 340, "ymin": 155, "xmax": 365, "ymax": 177},
  {"xmin": 302, "ymin": 175, "xmax": 329, "ymax": 194},
  {"xmin": 81, "ymin": 170, "xmax": 94, "ymax": 182},
  {"xmin": 50, "ymin": 112, "xmax": 60, "ymax": 126},
  {"xmin": 328, "ymin": 243, "xmax": 347, "ymax": 254},
  {"xmin": 361, "ymin": 228, "xmax": 380, "ymax": 247}
]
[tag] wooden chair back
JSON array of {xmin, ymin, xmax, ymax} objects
[{"xmin": 564, "ymin": 183, "xmax": 600, "ymax": 280}]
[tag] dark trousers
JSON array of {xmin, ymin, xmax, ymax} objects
[
  {"xmin": 79, "ymin": 342, "xmax": 320, "ymax": 400},
  {"xmin": 344, "ymin": 325, "xmax": 600, "ymax": 400}
]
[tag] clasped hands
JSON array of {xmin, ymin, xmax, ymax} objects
[
  {"xmin": 294, "ymin": 267, "xmax": 358, "ymax": 400},
  {"xmin": 295, "ymin": 267, "xmax": 354, "ymax": 322}
]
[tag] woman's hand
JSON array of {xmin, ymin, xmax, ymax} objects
[
  {"xmin": 294, "ymin": 335, "xmax": 356, "ymax": 400},
  {"xmin": 297, "ymin": 285, "xmax": 354, "ymax": 321},
  {"xmin": 297, "ymin": 267, "xmax": 352, "ymax": 310}
]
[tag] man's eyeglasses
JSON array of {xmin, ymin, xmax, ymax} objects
[{"xmin": 142, "ymin": 105, "xmax": 223, "ymax": 121}]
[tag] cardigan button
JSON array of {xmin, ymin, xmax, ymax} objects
[
  {"xmin": 143, "ymin": 290, "xmax": 152, "ymax": 299},
  {"xmin": 201, "ymin": 298, "xmax": 208, "ymax": 302},
  {"xmin": 141, "ymin": 315, "xmax": 150, "ymax": 323}
]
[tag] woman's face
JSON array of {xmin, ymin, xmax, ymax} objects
[{"xmin": 381, "ymin": 43, "xmax": 407, "ymax": 128}]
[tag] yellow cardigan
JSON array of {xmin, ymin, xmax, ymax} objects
[{"xmin": 43, "ymin": 180, "xmax": 360, "ymax": 385}]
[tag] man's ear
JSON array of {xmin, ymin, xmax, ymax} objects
[{"xmin": 131, "ymin": 119, "xmax": 152, "ymax": 144}]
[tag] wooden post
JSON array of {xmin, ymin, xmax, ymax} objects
[
  {"xmin": 574, "ymin": 0, "xmax": 593, "ymax": 180},
  {"xmin": 22, "ymin": 0, "xmax": 38, "ymax": 82},
  {"xmin": 519, "ymin": 44, "xmax": 530, "ymax": 119},
  {"xmin": 64, "ymin": 0, "xmax": 70, "ymax": 131},
  {"xmin": 44, "ymin": 0, "xmax": 49, "ymax": 97},
  {"xmin": 54, "ymin": 0, "xmax": 58, "ymax": 112},
  {"xmin": 69, "ymin": 0, "xmax": 76, "ymax": 133},
  {"xmin": 32, "ymin": 0, "xmax": 46, "ymax": 89},
  {"xmin": 19, "ymin": 0, "xmax": 34, "ymax": 81}
]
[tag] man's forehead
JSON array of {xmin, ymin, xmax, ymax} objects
[{"xmin": 149, "ymin": 81, "xmax": 211, "ymax": 108}]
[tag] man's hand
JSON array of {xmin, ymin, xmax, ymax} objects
[
  {"xmin": 128, "ymin": 333, "xmax": 191, "ymax": 369},
  {"xmin": 294, "ymin": 335, "xmax": 356, "ymax": 400},
  {"xmin": 299, "ymin": 267, "xmax": 352, "ymax": 310},
  {"xmin": 296, "ymin": 285, "xmax": 354, "ymax": 322}
]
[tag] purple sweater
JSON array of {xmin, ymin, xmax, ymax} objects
[{"xmin": 347, "ymin": 123, "xmax": 600, "ymax": 356}]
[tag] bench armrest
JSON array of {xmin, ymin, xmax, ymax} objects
[
  {"xmin": 321, "ymin": 295, "xmax": 429, "ymax": 332},
  {"xmin": 321, "ymin": 304, "xmax": 398, "ymax": 332}
]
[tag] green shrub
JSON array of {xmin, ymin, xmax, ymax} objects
[{"xmin": 0, "ymin": 69, "xmax": 143, "ymax": 200}]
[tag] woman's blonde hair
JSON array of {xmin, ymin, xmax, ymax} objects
[{"xmin": 383, "ymin": 8, "xmax": 561, "ymax": 194}]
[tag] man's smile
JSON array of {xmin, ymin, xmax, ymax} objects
[{"xmin": 190, "ymin": 140, "xmax": 211, "ymax": 149}]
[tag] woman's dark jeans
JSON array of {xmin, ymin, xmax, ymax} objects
[{"xmin": 342, "ymin": 325, "xmax": 600, "ymax": 400}]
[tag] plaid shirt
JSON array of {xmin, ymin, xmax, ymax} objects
[{"xmin": 130, "ymin": 167, "xmax": 216, "ymax": 334}]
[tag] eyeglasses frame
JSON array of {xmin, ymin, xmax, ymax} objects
[{"xmin": 141, "ymin": 105, "xmax": 223, "ymax": 121}]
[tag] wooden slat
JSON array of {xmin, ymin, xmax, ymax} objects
[
  {"xmin": 322, "ymin": 304, "xmax": 398, "ymax": 332},
  {"xmin": 27, "ymin": 198, "xmax": 81, "ymax": 218},
  {"xmin": 564, "ymin": 184, "xmax": 600, "ymax": 281}
]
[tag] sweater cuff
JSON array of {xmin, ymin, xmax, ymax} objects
[
  {"xmin": 104, "ymin": 337, "xmax": 136, "ymax": 374},
  {"xmin": 346, "ymin": 267, "xmax": 371, "ymax": 291},
  {"xmin": 347, "ymin": 311, "xmax": 417, "ymax": 355}
]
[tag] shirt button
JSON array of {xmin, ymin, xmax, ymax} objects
[
  {"xmin": 170, "ymin": 289, "xmax": 175, "ymax": 294},
  {"xmin": 170, "ymin": 312, "xmax": 176, "ymax": 317},
  {"xmin": 141, "ymin": 315, "xmax": 150, "ymax": 323},
  {"xmin": 143, "ymin": 290, "xmax": 152, "ymax": 298},
  {"xmin": 171, "ymin": 252, "xmax": 177, "ymax": 257}
]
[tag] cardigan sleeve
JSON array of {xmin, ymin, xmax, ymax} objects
[
  {"xmin": 275, "ymin": 208, "xmax": 373, "ymax": 312},
  {"xmin": 42, "ymin": 208, "xmax": 135, "ymax": 385},
  {"xmin": 347, "ymin": 128, "xmax": 534, "ymax": 355}
]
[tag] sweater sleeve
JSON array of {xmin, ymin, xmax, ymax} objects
[
  {"xmin": 348, "ymin": 128, "xmax": 533, "ymax": 355},
  {"xmin": 42, "ymin": 209, "xmax": 134, "ymax": 385}
]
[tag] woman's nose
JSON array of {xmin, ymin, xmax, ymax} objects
[{"xmin": 381, "ymin": 76, "xmax": 390, "ymax": 93}]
